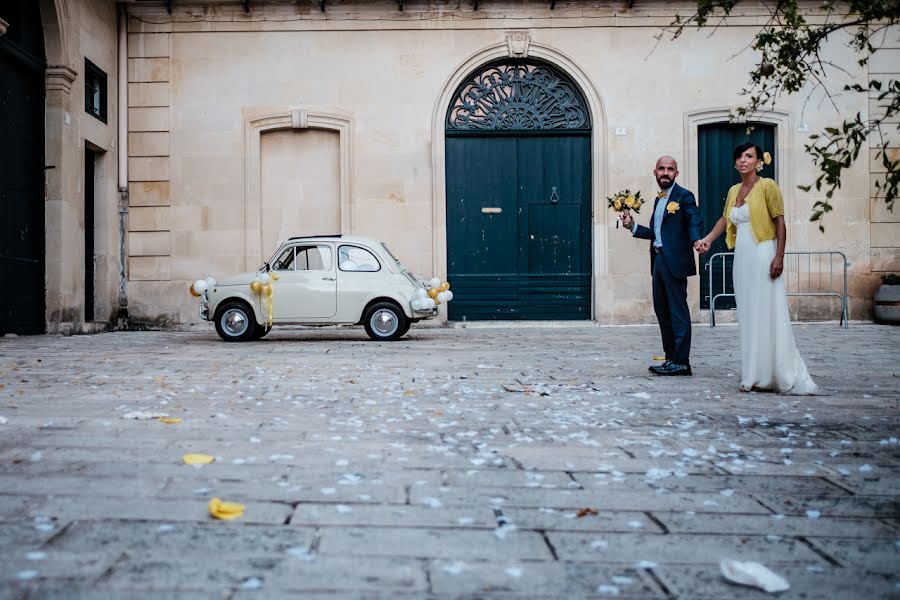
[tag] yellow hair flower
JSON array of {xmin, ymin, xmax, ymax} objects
[{"xmin": 763, "ymin": 151, "xmax": 772, "ymax": 165}]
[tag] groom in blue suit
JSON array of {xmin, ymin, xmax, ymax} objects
[{"xmin": 622, "ymin": 156, "xmax": 704, "ymax": 376}]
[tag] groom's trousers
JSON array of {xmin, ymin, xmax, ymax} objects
[{"xmin": 651, "ymin": 251, "xmax": 692, "ymax": 365}]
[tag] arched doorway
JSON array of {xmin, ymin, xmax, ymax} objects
[
  {"xmin": 698, "ymin": 122, "xmax": 776, "ymax": 310},
  {"xmin": 0, "ymin": 1, "xmax": 46, "ymax": 334},
  {"xmin": 445, "ymin": 60, "xmax": 592, "ymax": 321}
]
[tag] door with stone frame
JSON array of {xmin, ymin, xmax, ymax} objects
[{"xmin": 445, "ymin": 60, "xmax": 592, "ymax": 321}]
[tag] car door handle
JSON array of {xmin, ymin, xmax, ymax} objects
[{"xmin": 322, "ymin": 276, "xmax": 336, "ymax": 281}]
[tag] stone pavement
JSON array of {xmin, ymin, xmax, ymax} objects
[{"xmin": 0, "ymin": 322, "xmax": 897, "ymax": 599}]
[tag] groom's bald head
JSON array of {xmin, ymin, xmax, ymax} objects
[{"xmin": 654, "ymin": 155, "xmax": 679, "ymax": 189}]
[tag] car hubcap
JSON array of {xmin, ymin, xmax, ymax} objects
[
  {"xmin": 372, "ymin": 309, "xmax": 398, "ymax": 336},
  {"xmin": 222, "ymin": 309, "xmax": 249, "ymax": 336}
]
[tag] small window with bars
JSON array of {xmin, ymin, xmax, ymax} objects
[{"xmin": 84, "ymin": 58, "xmax": 107, "ymax": 123}]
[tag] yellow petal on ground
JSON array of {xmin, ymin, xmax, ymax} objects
[
  {"xmin": 182, "ymin": 453, "xmax": 215, "ymax": 465},
  {"xmin": 208, "ymin": 497, "xmax": 245, "ymax": 521},
  {"xmin": 158, "ymin": 417, "xmax": 183, "ymax": 424},
  {"xmin": 652, "ymin": 356, "xmax": 666, "ymax": 361}
]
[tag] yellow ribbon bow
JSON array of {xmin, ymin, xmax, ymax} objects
[{"xmin": 657, "ymin": 190, "xmax": 668, "ymax": 200}]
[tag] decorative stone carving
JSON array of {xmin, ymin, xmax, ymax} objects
[
  {"xmin": 291, "ymin": 107, "xmax": 309, "ymax": 129},
  {"xmin": 447, "ymin": 61, "xmax": 589, "ymax": 131},
  {"xmin": 505, "ymin": 32, "xmax": 530, "ymax": 58}
]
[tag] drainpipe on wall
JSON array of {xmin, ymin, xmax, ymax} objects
[{"xmin": 116, "ymin": 2, "xmax": 129, "ymax": 327}]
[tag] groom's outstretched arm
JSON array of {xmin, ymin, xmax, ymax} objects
[{"xmin": 633, "ymin": 222, "xmax": 652, "ymax": 240}]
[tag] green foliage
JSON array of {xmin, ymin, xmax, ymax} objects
[
  {"xmin": 882, "ymin": 273, "xmax": 900, "ymax": 285},
  {"xmin": 661, "ymin": 0, "xmax": 900, "ymax": 231}
]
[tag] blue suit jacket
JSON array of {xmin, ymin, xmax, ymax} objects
[{"xmin": 633, "ymin": 183, "xmax": 703, "ymax": 278}]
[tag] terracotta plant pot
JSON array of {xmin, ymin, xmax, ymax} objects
[{"xmin": 874, "ymin": 284, "xmax": 900, "ymax": 325}]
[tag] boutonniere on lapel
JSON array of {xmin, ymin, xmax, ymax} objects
[{"xmin": 666, "ymin": 201, "xmax": 680, "ymax": 214}]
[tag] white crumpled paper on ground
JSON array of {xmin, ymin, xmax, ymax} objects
[{"xmin": 720, "ymin": 558, "xmax": 790, "ymax": 593}]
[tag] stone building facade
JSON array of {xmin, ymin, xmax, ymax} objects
[{"xmin": 2, "ymin": 0, "xmax": 898, "ymax": 334}]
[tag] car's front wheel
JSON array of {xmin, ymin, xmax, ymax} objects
[
  {"xmin": 214, "ymin": 301, "xmax": 257, "ymax": 342},
  {"xmin": 363, "ymin": 302, "xmax": 407, "ymax": 341}
]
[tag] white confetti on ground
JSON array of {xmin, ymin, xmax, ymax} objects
[
  {"xmin": 596, "ymin": 584, "xmax": 620, "ymax": 595},
  {"xmin": 806, "ymin": 510, "xmax": 821, "ymax": 519},
  {"xmin": 627, "ymin": 521, "xmax": 643, "ymax": 529},
  {"xmin": 335, "ymin": 504, "xmax": 352, "ymax": 514},
  {"xmin": 286, "ymin": 547, "xmax": 316, "ymax": 561},
  {"xmin": 16, "ymin": 571, "xmax": 38, "ymax": 580},
  {"xmin": 25, "ymin": 552, "xmax": 46, "ymax": 561},
  {"xmin": 443, "ymin": 562, "xmax": 466, "ymax": 575},
  {"xmin": 320, "ymin": 487, "xmax": 336, "ymax": 495},
  {"xmin": 494, "ymin": 523, "xmax": 517, "ymax": 539},
  {"xmin": 720, "ymin": 489, "xmax": 735, "ymax": 497},
  {"xmin": 0, "ymin": 416, "xmax": 7, "ymax": 424},
  {"xmin": 423, "ymin": 497, "xmax": 443, "ymax": 508},
  {"xmin": 591, "ymin": 539, "xmax": 608, "ymax": 550},
  {"xmin": 505, "ymin": 567, "xmax": 523, "ymax": 578},
  {"xmin": 635, "ymin": 561, "xmax": 657, "ymax": 569},
  {"xmin": 239, "ymin": 578, "xmax": 263, "ymax": 590},
  {"xmin": 630, "ymin": 392, "xmax": 651, "ymax": 399}
]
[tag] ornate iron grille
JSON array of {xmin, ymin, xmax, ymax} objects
[{"xmin": 447, "ymin": 61, "xmax": 589, "ymax": 131}]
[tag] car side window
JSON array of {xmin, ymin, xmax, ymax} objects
[
  {"xmin": 339, "ymin": 245, "xmax": 381, "ymax": 272},
  {"xmin": 295, "ymin": 245, "xmax": 333, "ymax": 271},
  {"xmin": 272, "ymin": 246, "xmax": 296, "ymax": 271}
]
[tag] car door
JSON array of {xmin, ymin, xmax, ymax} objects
[{"xmin": 272, "ymin": 243, "xmax": 337, "ymax": 320}]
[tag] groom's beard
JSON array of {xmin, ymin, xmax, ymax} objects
[{"xmin": 656, "ymin": 176, "xmax": 672, "ymax": 189}]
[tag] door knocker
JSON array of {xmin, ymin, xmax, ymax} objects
[{"xmin": 549, "ymin": 186, "xmax": 559, "ymax": 204}]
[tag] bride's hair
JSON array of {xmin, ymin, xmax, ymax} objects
[{"xmin": 733, "ymin": 142, "xmax": 764, "ymax": 162}]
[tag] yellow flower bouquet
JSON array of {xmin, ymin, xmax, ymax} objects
[{"xmin": 607, "ymin": 189, "xmax": 643, "ymax": 228}]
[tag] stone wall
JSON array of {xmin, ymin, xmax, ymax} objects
[{"xmin": 120, "ymin": 1, "xmax": 892, "ymax": 325}]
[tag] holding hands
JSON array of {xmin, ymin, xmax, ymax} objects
[{"xmin": 620, "ymin": 210, "xmax": 634, "ymax": 230}]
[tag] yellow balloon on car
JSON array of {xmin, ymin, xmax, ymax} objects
[
  {"xmin": 439, "ymin": 282, "xmax": 450, "ymax": 292},
  {"xmin": 250, "ymin": 281, "xmax": 262, "ymax": 293},
  {"xmin": 264, "ymin": 283, "xmax": 273, "ymax": 297},
  {"xmin": 189, "ymin": 284, "xmax": 201, "ymax": 297},
  {"xmin": 428, "ymin": 287, "xmax": 439, "ymax": 299}
]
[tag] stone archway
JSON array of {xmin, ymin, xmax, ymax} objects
[{"xmin": 431, "ymin": 38, "xmax": 610, "ymax": 320}]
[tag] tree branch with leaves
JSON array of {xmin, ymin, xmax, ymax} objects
[{"xmin": 660, "ymin": 0, "xmax": 900, "ymax": 231}]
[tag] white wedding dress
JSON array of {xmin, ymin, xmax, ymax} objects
[{"xmin": 731, "ymin": 204, "xmax": 818, "ymax": 394}]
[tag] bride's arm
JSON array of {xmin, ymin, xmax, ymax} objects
[
  {"xmin": 699, "ymin": 217, "xmax": 727, "ymax": 252},
  {"xmin": 770, "ymin": 216, "xmax": 786, "ymax": 279}
]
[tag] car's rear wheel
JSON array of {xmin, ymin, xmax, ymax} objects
[
  {"xmin": 363, "ymin": 302, "xmax": 407, "ymax": 341},
  {"xmin": 214, "ymin": 301, "xmax": 257, "ymax": 342}
]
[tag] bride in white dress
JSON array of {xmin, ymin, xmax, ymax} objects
[{"xmin": 699, "ymin": 143, "xmax": 817, "ymax": 395}]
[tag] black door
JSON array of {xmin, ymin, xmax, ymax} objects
[
  {"xmin": 445, "ymin": 61, "xmax": 592, "ymax": 320},
  {"xmin": 698, "ymin": 123, "xmax": 775, "ymax": 310},
  {"xmin": 0, "ymin": 1, "xmax": 45, "ymax": 334}
]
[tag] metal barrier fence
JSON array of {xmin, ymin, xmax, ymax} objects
[{"xmin": 706, "ymin": 249, "xmax": 850, "ymax": 328}]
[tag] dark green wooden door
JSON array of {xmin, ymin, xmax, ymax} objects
[
  {"xmin": 698, "ymin": 123, "xmax": 775, "ymax": 310},
  {"xmin": 444, "ymin": 60, "xmax": 592, "ymax": 321},
  {"xmin": 446, "ymin": 134, "xmax": 591, "ymax": 320},
  {"xmin": 0, "ymin": 1, "xmax": 46, "ymax": 334}
]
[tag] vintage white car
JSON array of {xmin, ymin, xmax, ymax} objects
[{"xmin": 195, "ymin": 235, "xmax": 444, "ymax": 342}]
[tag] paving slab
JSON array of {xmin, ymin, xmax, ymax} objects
[{"xmin": 0, "ymin": 323, "xmax": 896, "ymax": 598}]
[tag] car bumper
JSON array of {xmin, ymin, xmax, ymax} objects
[{"xmin": 412, "ymin": 306, "xmax": 439, "ymax": 319}]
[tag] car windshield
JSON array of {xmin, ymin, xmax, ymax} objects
[{"xmin": 380, "ymin": 243, "xmax": 400, "ymax": 263}]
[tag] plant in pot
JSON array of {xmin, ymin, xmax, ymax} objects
[{"xmin": 874, "ymin": 273, "xmax": 900, "ymax": 325}]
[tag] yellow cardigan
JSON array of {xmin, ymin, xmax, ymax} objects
[{"xmin": 723, "ymin": 177, "xmax": 784, "ymax": 249}]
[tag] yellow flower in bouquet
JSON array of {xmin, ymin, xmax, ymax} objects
[{"xmin": 607, "ymin": 189, "xmax": 643, "ymax": 214}]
